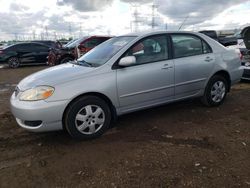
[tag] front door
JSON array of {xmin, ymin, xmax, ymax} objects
[{"xmin": 116, "ymin": 34, "xmax": 175, "ymax": 113}]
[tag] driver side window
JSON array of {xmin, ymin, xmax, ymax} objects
[{"xmin": 124, "ymin": 35, "xmax": 169, "ymax": 65}]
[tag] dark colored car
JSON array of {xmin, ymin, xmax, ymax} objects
[
  {"xmin": 199, "ymin": 30, "xmax": 237, "ymax": 46},
  {"xmin": 0, "ymin": 42, "xmax": 51, "ymax": 68},
  {"xmin": 240, "ymin": 26, "xmax": 250, "ymax": 80},
  {"xmin": 47, "ymin": 36, "xmax": 112, "ymax": 65},
  {"xmin": 31, "ymin": 40, "xmax": 62, "ymax": 49}
]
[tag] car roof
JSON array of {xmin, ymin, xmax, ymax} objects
[
  {"xmin": 7, "ymin": 42, "xmax": 50, "ymax": 48},
  {"xmin": 31, "ymin": 40, "xmax": 55, "ymax": 42},
  {"xmin": 121, "ymin": 30, "xmax": 201, "ymax": 37}
]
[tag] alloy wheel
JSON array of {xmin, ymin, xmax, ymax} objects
[
  {"xmin": 211, "ymin": 81, "xmax": 226, "ymax": 103},
  {"xmin": 75, "ymin": 105, "xmax": 105, "ymax": 135}
]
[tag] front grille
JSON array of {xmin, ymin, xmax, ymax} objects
[{"xmin": 243, "ymin": 69, "xmax": 250, "ymax": 78}]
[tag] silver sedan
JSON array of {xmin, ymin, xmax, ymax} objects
[{"xmin": 10, "ymin": 31, "xmax": 243, "ymax": 139}]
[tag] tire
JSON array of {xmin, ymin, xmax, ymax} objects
[
  {"xmin": 8, "ymin": 57, "xmax": 20, "ymax": 68},
  {"xmin": 64, "ymin": 96, "xmax": 111, "ymax": 140},
  {"xmin": 60, "ymin": 57, "xmax": 74, "ymax": 64},
  {"xmin": 201, "ymin": 75, "xmax": 229, "ymax": 107}
]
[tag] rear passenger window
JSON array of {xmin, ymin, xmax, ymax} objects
[
  {"xmin": 202, "ymin": 41, "xmax": 212, "ymax": 54},
  {"xmin": 171, "ymin": 35, "xmax": 211, "ymax": 58},
  {"xmin": 32, "ymin": 44, "xmax": 49, "ymax": 52}
]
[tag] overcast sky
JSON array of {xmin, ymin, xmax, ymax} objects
[{"xmin": 0, "ymin": 0, "xmax": 250, "ymax": 41}]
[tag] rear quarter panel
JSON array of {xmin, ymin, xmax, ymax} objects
[
  {"xmin": 200, "ymin": 34, "xmax": 243, "ymax": 85},
  {"xmin": 221, "ymin": 49, "xmax": 243, "ymax": 84}
]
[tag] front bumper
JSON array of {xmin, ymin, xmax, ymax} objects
[
  {"xmin": 241, "ymin": 61, "xmax": 250, "ymax": 80},
  {"xmin": 242, "ymin": 66, "xmax": 250, "ymax": 80},
  {"xmin": 10, "ymin": 92, "xmax": 69, "ymax": 132}
]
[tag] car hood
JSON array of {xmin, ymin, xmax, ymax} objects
[{"xmin": 18, "ymin": 63, "xmax": 94, "ymax": 91}]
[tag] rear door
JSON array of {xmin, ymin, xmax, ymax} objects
[
  {"xmin": 32, "ymin": 44, "xmax": 50, "ymax": 63},
  {"xmin": 16, "ymin": 44, "xmax": 36, "ymax": 64},
  {"xmin": 171, "ymin": 34, "xmax": 215, "ymax": 99}
]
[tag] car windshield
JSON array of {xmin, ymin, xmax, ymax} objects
[
  {"xmin": 64, "ymin": 38, "xmax": 78, "ymax": 47},
  {"xmin": 66, "ymin": 37, "xmax": 87, "ymax": 48},
  {"xmin": 3, "ymin": 43, "xmax": 16, "ymax": 50},
  {"xmin": 77, "ymin": 36, "xmax": 136, "ymax": 67},
  {"xmin": 234, "ymin": 31, "xmax": 242, "ymax": 39}
]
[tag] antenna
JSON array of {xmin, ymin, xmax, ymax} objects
[{"xmin": 178, "ymin": 15, "xmax": 189, "ymax": 31}]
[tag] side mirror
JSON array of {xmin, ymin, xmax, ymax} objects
[{"xmin": 118, "ymin": 56, "xmax": 136, "ymax": 67}]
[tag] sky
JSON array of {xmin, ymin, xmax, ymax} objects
[{"xmin": 0, "ymin": 0, "xmax": 250, "ymax": 41}]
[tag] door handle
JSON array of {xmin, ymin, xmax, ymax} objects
[
  {"xmin": 204, "ymin": 57, "xmax": 213, "ymax": 62},
  {"xmin": 162, "ymin": 64, "xmax": 173, "ymax": 70}
]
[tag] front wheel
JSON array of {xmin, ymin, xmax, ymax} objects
[
  {"xmin": 8, "ymin": 57, "xmax": 20, "ymax": 68},
  {"xmin": 64, "ymin": 96, "xmax": 111, "ymax": 140},
  {"xmin": 201, "ymin": 75, "xmax": 229, "ymax": 107}
]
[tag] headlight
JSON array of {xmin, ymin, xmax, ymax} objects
[{"xmin": 19, "ymin": 86, "xmax": 54, "ymax": 101}]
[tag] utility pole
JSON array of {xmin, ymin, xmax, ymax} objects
[
  {"xmin": 32, "ymin": 30, "xmax": 36, "ymax": 40},
  {"xmin": 131, "ymin": 3, "xmax": 140, "ymax": 32},
  {"xmin": 79, "ymin": 24, "xmax": 82, "ymax": 38},
  {"xmin": 54, "ymin": 31, "xmax": 57, "ymax": 40},
  {"xmin": 45, "ymin": 26, "xmax": 49, "ymax": 40},
  {"xmin": 151, "ymin": 2, "xmax": 157, "ymax": 29},
  {"xmin": 69, "ymin": 24, "xmax": 72, "ymax": 38},
  {"xmin": 14, "ymin": 33, "xmax": 18, "ymax": 41}
]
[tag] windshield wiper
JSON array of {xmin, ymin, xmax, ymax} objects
[{"xmin": 76, "ymin": 60, "xmax": 93, "ymax": 67}]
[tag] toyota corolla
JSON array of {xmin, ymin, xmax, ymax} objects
[{"xmin": 10, "ymin": 31, "xmax": 243, "ymax": 140}]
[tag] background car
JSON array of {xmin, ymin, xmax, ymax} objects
[
  {"xmin": 240, "ymin": 26, "xmax": 250, "ymax": 80},
  {"xmin": 47, "ymin": 36, "xmax": 112, "ymax": 65},
  {"xmin": 229, "ymin": 26, "xmax": 250, "ymax": 80},
  {"xmin": 31, "ymin": 40, "xmax": 62, "ymax": 49},
  {"xmin": 199, "ymin": 30, "xmax": 237, "ymax": 46},
  {"xmin": 0, "ymin": 42, "xmax": 51, "ymax": 68}
]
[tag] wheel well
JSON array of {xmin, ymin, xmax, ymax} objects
[
  {"xmin": 212, "ymin": 70, "xmax": 231, "ymax": 92},
  {"xmin": 62, "ymin": 92, "xmax": 117, "ymax": 130},
  {"xmin": 7, "ymin": 56, "xmax": 18, "ymax": 61},
  {"xmin": 60, "ymin": 55, "xmax": 75, "ymax": 62}
]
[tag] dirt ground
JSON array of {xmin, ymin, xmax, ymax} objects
[{"xmin": 0, "ymin": 66, "xmax": 250, "ymax": 188}]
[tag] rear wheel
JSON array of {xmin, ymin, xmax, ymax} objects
[
  {"xmin": 64, "ymin": 96, "xmax": 111, "ymax": 140},
  {"xmin": 201, "ymin": 75, "xmax": 229, "ymax": 107},
  {"xmin": 8, "ymin": 57, "xmax": 20, "ymax": 68}
]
